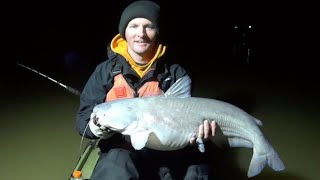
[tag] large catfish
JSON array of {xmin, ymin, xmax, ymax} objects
[{"xmin": 91, "ymin": 76, "xmax": 285, "ymax": 178}]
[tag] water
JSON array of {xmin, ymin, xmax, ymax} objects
[
  {"xmin": 0, "ymin": 64, "xmax": 83, "ymax": 180},
  {"xmin": 1, "ymin": 63, "xmax": 319, "ymax": 180}
]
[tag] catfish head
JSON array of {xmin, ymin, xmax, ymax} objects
[{"xmin": 91, "ymin": 100, "xmax": 138, "ymax": 133}]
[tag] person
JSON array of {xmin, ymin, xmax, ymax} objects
[{"xmin": 75, "ymin": 1, "xmax": 216, "ymax": 179}]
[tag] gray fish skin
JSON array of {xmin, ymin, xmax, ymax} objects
[{"xmin": 92, "ymin": 96, "xmax": 285, "ymax": 178}]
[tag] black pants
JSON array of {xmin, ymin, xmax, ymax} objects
[{"xmin": 90, "ymin": 135, "xmax": 213, "ymax": 180}]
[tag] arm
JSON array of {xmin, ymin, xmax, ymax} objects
[{"xmin": 75, "ymin": 61, "xmax": 113, "ymax": 139}]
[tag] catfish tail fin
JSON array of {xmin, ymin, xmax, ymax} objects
[{"xmin": 247, "ymin": 148, "xmax": 285, "ymax": 178}]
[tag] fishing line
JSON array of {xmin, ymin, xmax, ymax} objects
[{"xmin": 79, "ymin": 122, "xmax": 90, "ymax": 156}]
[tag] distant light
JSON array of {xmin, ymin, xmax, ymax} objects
[{"xmin": 248, "ymin": 25, "xmax": 252, "ymax": 28}]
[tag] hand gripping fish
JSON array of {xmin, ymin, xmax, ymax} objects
[{"xmin": 91, "ymin": 75, "xmax": 285, "ymax": 178}]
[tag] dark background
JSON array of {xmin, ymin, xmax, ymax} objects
[
  {"xmin": 1, "ymin": 1, "xmax": 319, "ymax": 180},
  {"xmin": 3, "ymin": 0, "xmax": 319, "ymax": 89}
]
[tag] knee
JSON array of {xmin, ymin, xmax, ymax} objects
[
  {"xmin": 91, "ymin": 148, "xmax": 140, "ymax": 180},
  {"xmin": 106, "ymin": 148, "xmax": 133, "ymax": 161},
  {"xmin": 184, "ymin": 164, "xmax": 213, "ymax": 180}
]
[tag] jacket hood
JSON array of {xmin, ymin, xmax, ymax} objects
[{"xmin": 110, "ymin": 34, "xmax": 166, "ymax": 77}]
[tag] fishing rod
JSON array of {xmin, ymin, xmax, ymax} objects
[{"xmin": 17, "ymin": 62, "xmax": 81, "ymax": 96}]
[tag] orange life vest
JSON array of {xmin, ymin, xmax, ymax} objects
[{"xmin": 105, "ymin": 74, "xmax": 163, "ymax": 102}]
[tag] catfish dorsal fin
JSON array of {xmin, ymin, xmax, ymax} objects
[{"xmin": 164, "ymin": 75, "xmax": 192, "ymax": 98}]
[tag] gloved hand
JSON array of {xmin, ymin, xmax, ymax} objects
[
  {"xmin": 89, "ymin": 112, "xmax": 115, "ymax": 139},
  {"xmin": 189, "ymin": 120, "xmax": 216, "ymax": 152}
]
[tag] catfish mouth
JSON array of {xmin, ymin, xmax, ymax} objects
[
  {"xmin": 92, "ymin": 114, "xmax": 125, "ymax": 133},
  {"xmin": 92, "ymin": 115, "xmax": 114, "ymax": 133}
]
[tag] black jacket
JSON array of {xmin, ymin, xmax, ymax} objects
[{"xmin": 75, "ymin": 52, "xmax": 189, "ymax": 139}]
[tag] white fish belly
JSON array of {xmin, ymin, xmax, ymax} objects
[{"xmin": 146, "ymin": 126, "xmax": 194, "ymax": 150}]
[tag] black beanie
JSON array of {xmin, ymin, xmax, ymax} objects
[{"xmin": 118, "ymin": 1, "xmax": 160, "ymax": 39}]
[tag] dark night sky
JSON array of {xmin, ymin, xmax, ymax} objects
[
  {"xmin": 1, "ymin": 2, "xmax": 319, "ymax": 180},
  {"xmin": 2, "ymin": 0, "xmax": 319, "ymax": 87}
]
